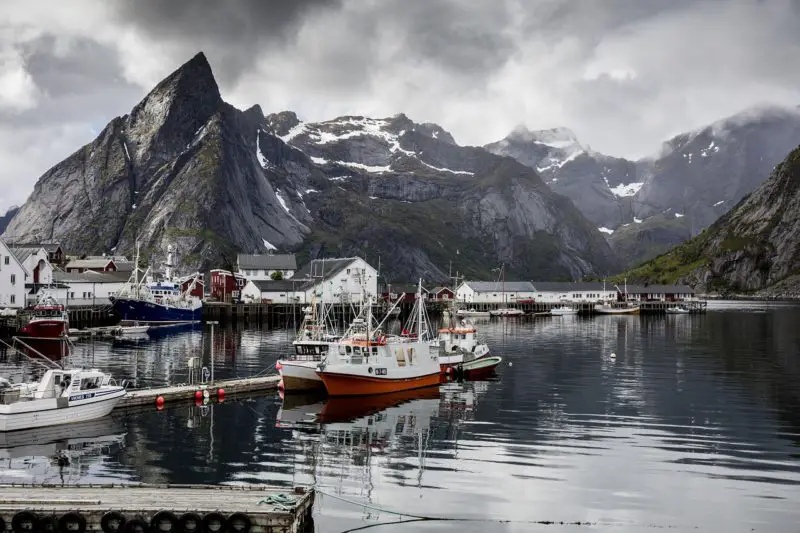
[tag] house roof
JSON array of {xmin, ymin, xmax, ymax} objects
[
  {"xmin": 462, "ymin": 281, "xmax": 535, "ymax": 292},
  {"xmin": 238, "ymin": 253, "xmax": 297, "ymax": 271},
  {"xmin": 249, "ymin": 279, "xmax": 307, "ymax": 292},
  {"xmin": 623, "ymin": 284, "xmax": 695, "ymax": 294},
  {"xmin": 64, "ymin": 258, "xmax": 116, "ymax": 270},
  {"xmin": 293, "ymin": 257, "xmax": 360, "ymax": 281},
  {"xmin": 53, "ymin": 270, "xmax": 130, "ymax": 283},
  {"xmin": 429, "ymin": 286, "xmax": 454, "ymax": 294},
  {"xmin": 13, "ymin": 243, "xmax": 62, "ymax": 254},
  {"xmin": 530, "ymin": 282, "xmax": 613, "ymax": 292},
  {"xmin": 9, "ymin": 246, "xmax": 44, "ymax": 264}
]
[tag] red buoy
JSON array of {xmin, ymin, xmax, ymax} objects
[
  {"xmin": 278, "ymin": 379, "xmax": 285, "ymax": 391},
  {"xmin": 217, "ymin": 388, "xmax": 225, "ymax": 400},
  {"xmin": 275, "ymin": 361, "xmax": 283, "ymax": 371},
  {"xmin": 195, "ymin": 390, "xmax": 203, "ymax": 400},
  {"xmin": 155, "ymin": 396, "xmax": 165, "ymax": 407}
]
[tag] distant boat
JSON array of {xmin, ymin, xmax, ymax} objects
[
  {"xmin": 595, "ymin": 303, "xmax": 640, "ymax": 315},
  {"xmin": 550, "ymin": 305, "xmax": 578, "ymax": 316},
  {"xmin": 666, "ymin": 305, "xmax": 690, "ymax": 314},
  {"xmin": 456, "ymin": 308, "xmax": 491, "ymax": 317},
  {"xmin": 110, "ymin": 243, "xmax": 202, "ymax": 323},
  {"xmin": 489, "ymin": 308, "xmax": 524, "ymax": 317}
]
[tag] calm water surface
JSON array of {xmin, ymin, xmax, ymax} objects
[{"xmin": 1, "ymin": 301, "xmax": 799, "ymax": 533}]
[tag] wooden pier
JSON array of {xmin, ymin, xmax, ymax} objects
[
  {"xmin": 117, "ymin": 375, "xmax": 281, "ymax": 409},
  {"xmin": 0, "ymin": 484, "xmax": 314, "ymax": 533}
]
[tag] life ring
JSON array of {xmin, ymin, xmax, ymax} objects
[
  {"xmin": 202, "ymin": 513, "xmax": 227, "ymax": 533},
  {"xmin": 226, "ymin": 513, "xmax": 252, "ymax": 533},
  {"xmin": 39, "ymin": 515, "xmax": 58, "ymax": 533},
  {"xmin": 100, "ymin": 511, "xmax": 126, "ymax": 533},
  {"xmin": 12, "ymin": 511, "xmax": 39, "ymax": 533},
  {"xmin": 123, "ymin": 518, "xmax": 149, "ymax": 533},
  {"xmin": 150, "ymin": 511, "xmax": 178, "ymax": 533},
  {"xmin": 177, "ymin": 513, "xmax": 203, "ymax": 533},
  {"xmin": 58, "ymin": 512, "xmax": 86, "ymax": 533}
]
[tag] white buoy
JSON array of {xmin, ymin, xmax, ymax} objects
[
  {"xmin": 508, "ymin": 361, "xmax": 513, "ymax": 367},
  {"xmin": 610, "ymin": 352, "xmax": 616, "ymax": 359}
]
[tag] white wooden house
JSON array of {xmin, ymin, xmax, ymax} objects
[
  {"xmin": 9, "ymin": 245, "xmax": 53, "ymax": 285},
  {"xmin": 240, "ymin": 257, "xmax": 378, "ymax": 304},
  {"xmin": 455, "ymin": 281, "xmax": 537, "ymax": 304},
  {"xmin": 530, "ymin": 282, "xmax": 617, "ymax": 303},
  {"xmin": 0, "ymin": 240, "xmax": 26, "ymax": 308},
  {"xmin": 53, "ymin": 271, "xmax": 129, "ymax": 306},
  {"xmin": 237, "ymin": 253, "xmax": 297, "ymax": 281}
]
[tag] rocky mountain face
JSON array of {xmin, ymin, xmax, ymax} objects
[
  {"xmin": 622, "ymin": 144, "xmax": 800, "ymax": 295},
  {"xmin": 486, "ymin": 106, "xmax": 800, "ymax": 268},
  {"xmin": 2, "ymin": 52, "xmax": 619, "ymax": 282},
  {"xmin": 265, "ymin": 112, "xmax": 620, "ymax": 281},
  {"xmin": 0, "ymin": 206, "xmax": 19, "ymax": 235}
]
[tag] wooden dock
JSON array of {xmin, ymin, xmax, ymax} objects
[
  {"xmin": 117, "ymin": 375, "xmax": 281, "ymax": 408},
  {"xmin": 0, "ymin": 484, "xmax": 314, "ymax": 533}
]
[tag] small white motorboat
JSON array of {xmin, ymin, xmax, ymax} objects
[
  {"xmin": 666, "ymin": 305, "xmax": 691, "ymax": 314},
  {"xmin": 489, "ymin": 308, "xmax": 524, "ymax": 317},
  {"xmin": 0, "ymin": 368, "xmax": 127, "ymax": 432},
  {"xmin": 595, "ymin": 304, "xmax": 640, "ymax": 315},
  {"xmin": 118, "ymin": 325, "xmax": 150, "ymax": 335},
  {"xmin": 551, "ymin": 305, "xmax": 578, "ymax": 316},
  {"xmin": 456, "ymin": 308, "xmax": 491, "ymax": 318}
]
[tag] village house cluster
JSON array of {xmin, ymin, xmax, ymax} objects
[{"xmin": 0, "ymin": 238, "xmax": 696, "ymax": 310}]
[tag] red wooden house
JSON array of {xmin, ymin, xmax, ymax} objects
[
  {"xmin": 180, "ymin": 274, "xmax": 205, "ymax": 298},
  {"xmin": 428, "ymin": 286, "xmax": 455, "ymax": 301},
  {"xmin": 210, "ymin": 269, "xmax": 246, "ymax": 302}
]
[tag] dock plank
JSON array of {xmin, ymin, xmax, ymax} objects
[{"xmin": 117, "ymin": 375, "xmax": 281, "ymax": 408}]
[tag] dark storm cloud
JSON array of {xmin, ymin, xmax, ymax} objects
[{"xmin": 111, "ymin": 0, "xmax": 344, "ymax": 83}]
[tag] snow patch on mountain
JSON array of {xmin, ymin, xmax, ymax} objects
[{"xmin": 609, "ymin": 182, "xmax": 644, "ymax": 198}]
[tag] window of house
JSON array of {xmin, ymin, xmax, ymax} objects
[
  {"xmin": 10, "ymin": 295, "xmax": 15, "ymax": 304},
  {"xmin": 3, "ymin": 256, "xmax": 8, "ymax": 265},
  {"xmin": 10, "ymin": 274, "xmax": 15, "ymax": 284}
]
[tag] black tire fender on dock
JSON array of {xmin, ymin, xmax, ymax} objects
[
  {"xmin": 100, "ymin": 511, "xmax": 126, "ymax": 533},
  {"xmin": 58, "ymin": 512, "xmax": 86, "ymax": 533},
  {"xmin": 202, "ymin": 512, "xmax": 227, "ymax": 533},
  {"xmin": 177, "ymin": 513, "xmax": 203, "ymax": 533},
  {"xmin": 39, "ymin": 515, "xmax": 58, "ymax": 533},
  {"xmin": 226, "ymin": 513, "xmax": 251, "ymax": 533},
  {"xmin": 123, "ymin": 518, "xmax": 149, "ymax": 533},
  {"xmin": 150, "ymin": 511, "xmax": 179, "ymax": 533},
  {"xmin": 12, "ymin": 511, "xmax": 39, "ymax": 532},
  {"xmin": 0, "ymin": 516, "xmax": 5, "ymax": 533}
]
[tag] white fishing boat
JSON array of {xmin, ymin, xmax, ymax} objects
[
  {"xmin": 0, "ymin": 368, "xmax": 126, "ymax": 432},
  {"xmin": 595, "ymin": 303, "xmax": 640, "ymax": 315},
  {"xmin": 433, "ymin": 274, "xmax": 492, "ymax": 371},
  {"xmin": 551, "ymin": 305, "xmax": 578, "ymax": 316},
  {"xmin": 316, "ymin": 279, "xmax": 440, "ymax": 396},
  {"xmin": 118, "ymin": 324, "xmax": 150, "ymax": 335},
  {"xmin": 666, "ymin": 305, "xmax": 691, "ymax": 314},
  {"xmin": 277, "ymin": 297, "xmax": 343, "ymax": 392}
]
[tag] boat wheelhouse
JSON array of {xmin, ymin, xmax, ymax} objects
[{"xmin": 19, "ymin": 295, "xmax": 69, "ymax": 340}]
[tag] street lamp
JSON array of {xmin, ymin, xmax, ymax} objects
[{"xmin": 207, "ymin": 320, "xmax": 219, "ymax": 384}]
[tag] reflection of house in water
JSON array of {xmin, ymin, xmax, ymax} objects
[{"xmin": 0, "ymin": 416, "xmax": 127, "ymax": 484}]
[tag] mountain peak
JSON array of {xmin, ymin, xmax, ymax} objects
[{"xmin": 508, "ymin": 125, "xmax": 581, "ymax": 149}]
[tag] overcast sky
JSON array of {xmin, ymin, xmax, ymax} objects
[{"xmin": 2, "ymin": 0, "xmax": 800, "ymax": 212}]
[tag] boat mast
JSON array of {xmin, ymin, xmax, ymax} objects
[{"xmin": 417, "ymin": 277, "xmax": 423, "ymax": 339}]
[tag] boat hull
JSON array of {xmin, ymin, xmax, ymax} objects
[
  {"xmin": 317, "ymin": 371, "xmax": 441, "ymax": 397},
  {"xmin": 596, "ymin": 307, "xmax": 640, "ymax": 315},
  {"xmin": 111, "ymin": 298, "xmax": 202, "ymax": 323},
  {"xmin": 19, "ymin": 319, "xmax": 67, "ymax": 339},
  {"xmin": 0, "ymin": 389, "xmax": 126, "ymax": 432},
  {"xmin": 279, "ymin": 361, "xmax": 325, "ymax": 392}
]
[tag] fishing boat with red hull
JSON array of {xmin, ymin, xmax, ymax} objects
[{"xmin": 18, "ymin": 296, "xmax": 69, "ymax": 340}]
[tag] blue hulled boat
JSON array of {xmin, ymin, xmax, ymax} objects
[{"xmin": 110, "ymin": 244, "xmax": 203, "ymax": 324}]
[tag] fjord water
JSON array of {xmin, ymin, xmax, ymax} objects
[{"xmin": 1, "ymin": 302, "xmax": 799, "ymax": 533}]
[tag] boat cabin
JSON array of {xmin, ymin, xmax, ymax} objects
[
  {"xmin": 33, "ymin": 369, "xmax": 110, "ymax": 399},
  {"xmin": 436, "ymin": 324, "xmax": 478, "ymax": 354}
]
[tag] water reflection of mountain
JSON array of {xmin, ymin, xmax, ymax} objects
[{"xmin": 0, "ymin": 415, "xmax": 127, "ymax": 484}]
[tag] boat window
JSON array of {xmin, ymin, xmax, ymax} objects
[
  {"xmin": 353, "ymin": 346, "xmax": 361, "ymax": 355},
  {"xmin": 345, "ymin": 346, "xmax": 352, "ymax": 354},
  {"xmin": 339, "ymin": 345, "xmax": 346, "ymax": 355},
  {"xmin": 372, "ymin": 347, "xmax": 378, "ymax": 355}
]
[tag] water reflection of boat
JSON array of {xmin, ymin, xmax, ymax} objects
[
  {"xmin": 0, "ymin": 415, "xmax": 126, "ymax": 484},
  {"xmin": 319, "ymin": 386, "xmax": 441, "ymax": 424}
]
